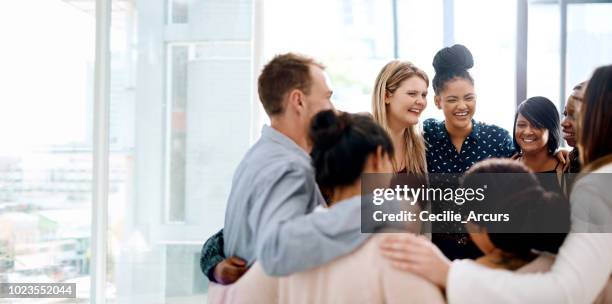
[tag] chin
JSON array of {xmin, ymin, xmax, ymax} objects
[
  {"xmin": 402, "ymin": 118, "xmax": 420, "ymax": 127},
  {"xmin": 451, "ymin": 119, "xmax": 471, "ymax": 129},
  {"xmin": 520, "ymin": 145, "xmax": 544, "ymax": 154}
]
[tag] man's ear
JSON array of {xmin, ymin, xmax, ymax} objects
[
  {"xmin": 434, "ymin": 95, "xmax": 442, "ymax": 109},
  {"xmin": 287, "ymin": 89, "xmax": 305, "ymax": 114}
]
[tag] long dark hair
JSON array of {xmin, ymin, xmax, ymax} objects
[
  {"xmin": 513, "ymin": 96, "xmax": 561, "ymax": 155},
  {"xmin": 579, "ymin": 64, "xmax": 612, "ymax": 167},
  {"xmin": 310, "ymin": 110, "xmax": 394, "ymax": 190}
]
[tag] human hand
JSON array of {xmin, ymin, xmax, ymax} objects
[
  {"xmin": 555, "ymin": 149, "xmax": 570, "ymax": 171},
  {"xmin": 213, "ymin": 256, "xmax": 248, "ymax": 285},
  {"xmin": 380, "ymin": 234, "xmax": 451, "ymax": 288}
]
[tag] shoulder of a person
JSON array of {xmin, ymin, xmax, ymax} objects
[
  {"xmin": 423, "ymin": 118, "xmax": 442, "ymax": 139},
  {"xmin": 423, "ymin": 118, "xmax": 441, "ymax": 129},
  {"xmin": 265, "ymin": 158, "xmax": 312, "ymax": 179},
  {"xmin": 517, "ymin": 253, "xmax": 555, "ymax": 273},
  {"xmin": 570, "ymin": 168, "xmax": 610, "ymax": 201},
  {"xmin": 476, "ymin": 121, "xmax": 510, "ymax": 135},
  {"xmin": 592, "ymin": 162, "xmax": 612, "ymax": 173}
]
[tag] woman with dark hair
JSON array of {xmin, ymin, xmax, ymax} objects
[
  {"xmin": 423, "ymin": 44, "xmax": 515, "ymax": 260},
  {"xmin": 309, "ymin": 110, "xmax": 395, "ymax": 205},
  {"xmin": 460, "ymin": 158, "xmax": 570, "ymax": 271},
  {"xmin": 562, "ymin": 82, "xmax": 586, "ymax": 174},
  {"xmin": 278, "ymin": 110, "xmax": 444, "ymax": 304},
  {"xmin": 425, "ymin": 44, "xmax": 515, "ymax": 174},
  {"xmin": 560, "ymin": 82, "xmax": 586, "ymax": 193},
  {"xmin": 512, "ymin": 96, "xmax": 566, "ymax": 194},
  {"xmin": 378, "ymin": 64, "xmax": 612, "ymax": 303}
]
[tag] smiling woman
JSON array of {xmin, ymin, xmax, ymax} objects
[
  {"xmin": 424, "ymin": 44, "xmax": 515, "ymax": 175},
  {"xmin": 423, "ymin": 44, "xmax": 516, "ymax": 261},
  {"xmin": 512, "ymin": 96, "xmax": 566, "ymax": 195},
  {"xmin": 371, "ymin": 60, "xmax": 429, "ymax": 174}
]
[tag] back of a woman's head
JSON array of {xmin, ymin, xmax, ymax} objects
[
  {"xmin": 579, "ymin": 64, "xmax": 612, "ymax": 166},
  {"xmin": 513, "ymin": 96, "xmax": 561, "ymax": 154},
  {"xmin": 310, "ymin": 110, "xmax": 394, "ymax": 190},
  {"xmin": 432, "ymin": 44, "xmax": 474, "ymax": 95},
  {"xmin": 462, "ymin": 159, "xmax": 570, "ymax": 257}
]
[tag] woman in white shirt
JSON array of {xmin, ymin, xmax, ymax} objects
[{"xmin": 379, "ymin": 64, "xmax": 612, "ymax": 303}]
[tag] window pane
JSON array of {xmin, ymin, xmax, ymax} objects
[
  {"xmin": 108, "ymin": 0, "xmax": 252, "ymax": 302},
  {"xmin": 0, "ymin": 0, "xmax": 94, "ymax": 299},
  {"xmin": 263, "ymin": 0, "xmax": 394, "ymax": 114},
  {"xmin": 567, "ymin": 2, "xmax": 612, "ymax": 92},
  {"xmin": 527, "ymin": 3, "xmax": 560, "ymax": 105},
  {"xmin": 455, "ymin": 0, "xmax": 517, "ymax": 132},
  {"xmin": 397, "ymin": 0, "xmax": 444, "ymax": 121},
  {"xmin": 170, "ymin": 0, "xmax": 189, "ymax": 24},
  {"xmin": 167, "ymin": 45, "xmax": 189, "ymax": 223}
]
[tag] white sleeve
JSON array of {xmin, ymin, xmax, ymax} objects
[
  {"xmin": 447, "ymin": 233, "xmax": 612, "ymax": 304},
  {"xmin": 447, "ymin": 170, "xmax": 612, "ymax": 303},
  {"xmin": 570, "ymin": 178, "xmax": 612, "ymax": 232}
]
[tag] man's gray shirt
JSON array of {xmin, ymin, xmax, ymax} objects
[{"xmin": 223, "ymin": 125, "xmax": 369, "ymax": 276}]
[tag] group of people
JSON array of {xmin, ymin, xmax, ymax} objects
[{"xmin": 199, "ymin": 44, "xmax": 612, "ymax": 303}]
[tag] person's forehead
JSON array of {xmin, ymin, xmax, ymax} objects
[
  {"xmin": 516, "ymin": 113, "xmax": 529, "ymax": 121},
  {"xmin": 574, "ymin": 86, "xmax": 586, "ymax": 98},
  {"xmin": 401, "ymin": 76, "xmax": 428, "ymax": 88},
  {"xmin": 310, "ymin": 65, "xmax": 332, "ymax": 90},
  {"xmin": 444, "ymin": 78, "xmax": 473, "ymax": 93}
]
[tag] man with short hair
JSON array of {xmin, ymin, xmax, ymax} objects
[{"xmin": 200, "ymin": 53, "xmax": 369, "ymax": 282}]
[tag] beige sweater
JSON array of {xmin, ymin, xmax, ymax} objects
[
  {"xmin": 277, "ymin": 234, "xmax": 445, "ymax": 304},
  {"xmin": 207, "ymin": 262, "xmax": 278, "ymax": 304},
  {"xmin": 208, "ymin": 235, "xmax": 445, "ymax": 304}
]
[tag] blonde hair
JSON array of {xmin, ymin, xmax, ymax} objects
[{"xmin": 372, "ymin": 60, "xmax": 429, "ymax": 174}]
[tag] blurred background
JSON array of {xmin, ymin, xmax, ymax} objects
[{"xmin": 0, "ymin": 0, "xmax": 611, "ymax": 302}]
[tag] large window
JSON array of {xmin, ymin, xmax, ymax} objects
[
  {"xmin": 566, "ymin": 2, "xmax": 612, "ymax": 91},
  {"xmin": 454, "ymin": 0, "xmax": 517, "ymax": 131},
  {"xmin": 0, "ymin": 0, "xmax": 95, "ymax": 298},
  {"xmin": 527, "ymin": 2, "xmax": 561, "ymax": 105},
  {"xmin": 262, "ymin": 0, "xmax": 395, "ymax": 115},
  {"xmin": 397, "ymin": 0, "xmax": 444, "ymax": 122},
  {"xmin": 106, "ymin": 0, "xmax": 252, "ymax": 302}
]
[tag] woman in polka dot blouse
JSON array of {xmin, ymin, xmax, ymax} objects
[
  {"xmin": 424, "ymin": 44, "xmax": 515, "ymax": 175},
  {"xmin": 423, "ymin": 44, "xmax": 516, "ymax": 261}
]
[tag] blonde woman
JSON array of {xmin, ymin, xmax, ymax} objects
[{"xmin": 372, "ymin": 60, "xmax": 429, "ymax": 174}]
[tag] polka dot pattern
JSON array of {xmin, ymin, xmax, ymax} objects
[{"xmin": 423, "ymin": 118, "xmax": 515, "ymax": 173}]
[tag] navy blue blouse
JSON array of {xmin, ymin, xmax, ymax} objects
[{"xmin": 423, "ymin": 118, "xmax": 515, "ymax": 173}]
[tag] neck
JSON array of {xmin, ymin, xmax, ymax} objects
[
  {"xmin": 444, "ymin": 120, "xmax": 472, "ymax": 140},
  {"xmin": 329, "ymin": 182, "xmax": 361, "ymax": 207},
  {"xmin": 271, "ymin": 116, "xmax": 310, "ymax": 153},
  {"xmin": 521, "ymin": 148, "xmax": 554, "ymax": 171}
]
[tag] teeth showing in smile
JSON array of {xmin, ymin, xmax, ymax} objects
[
  {"xmin": 455, "ymin": 111, "xmax": 468, "ymax": 117},
  {"xmin": 563, "ymin": 132, "xmax": 574, "ymax": 137},
  {"xmin": 409, "ymin": 109, "xmax": 421, "ymax": 113},
  {"xmin": 522, "ymin": 138, "xmax": 535, "ymax": 143}
]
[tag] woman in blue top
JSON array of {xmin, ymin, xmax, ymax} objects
[
  {"xmin": 424, "ymin": 44, "xmax": 515, "ymax": 174},
  {"xmin": 423, "ymin": 44, "xmax": 515, "ymax": 260}
]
